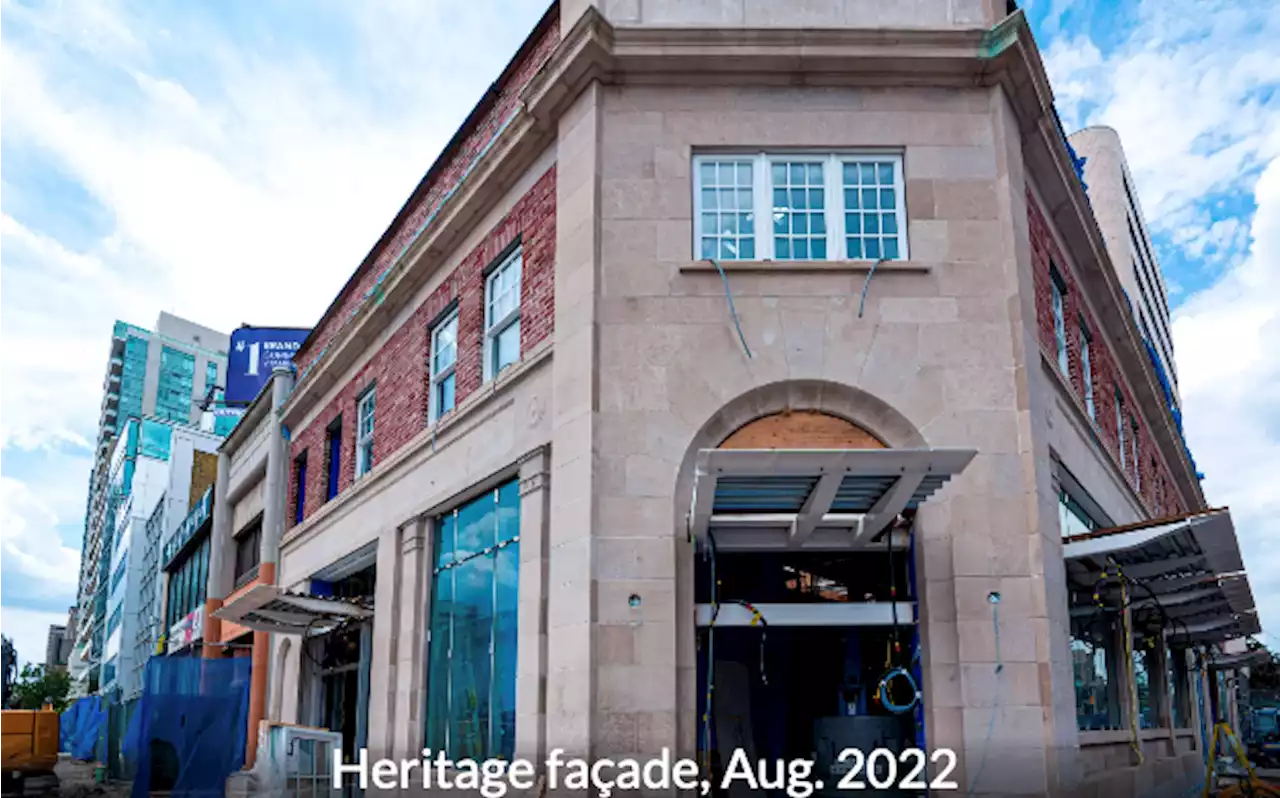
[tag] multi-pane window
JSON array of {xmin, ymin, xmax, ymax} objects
[
  {"xmin": 107, "ymin": 604, "xmax": 123, "ymax": 638},
  {"xmin": 772, "ymin": 160, "xmax": 827, "ymax": 260},
  {"xmin": 205, "ymin": 360, "xmax": 219, "ymax": 393},
  {"xmin": 484, "ymin": 248, "xmax": 522, "ymax": 381},
  {"xmin": 1080, "ymin": 320, "xmax": 1095, "ymax": 420},
  {"xmin": 111, "ymin": 557, "xmax": 129, "ymax": 593},
  {"xmin": 424, "ymin": 480, "xmax": 520, "ymax": 760},
  {"xmin": 325, "ymin": 418, "xmax": 342, "ymax": 501},
  {"xmin": 155, "ymin": 346, "xmax": 196, "ymax": 423},
  {"xmin": 842, "ymin": 160, "xmax": 903, "ymax": 260},
  {"xmin": 140, "ymin": 419, "xmax": 172, "ymax": 461},
  {"xmin": 293, "ymin": 454, "xmax": 307, "ymax": 526},
  {"xmin": 697, "ymin": 159, "xmax": 756, "ymax": 260},
  {"xmin": 1050, "ymin": 267, "xmax": 1069, "ymax": 377},
  {"xmin": 1071, "ymin": 618, "xmax": 1119, "ymax": 731},
  {"xmin": 234, "ymin": 518, "xmax": 262, "ymax": 587},
  {"xmin": 430, "ymin": 311, "xmax": 459, "ymax": 422},
  {"xmin": 165, "ymin": 537, "xmax": 210, "ymax": 630},
  {"xmin": 1131, "ymin": 417, "xmax": 1141, "ymax": 490},
  {"xmin": 355, "ymin": 388, "xmax": 376, "ymax": 479},
  {"xmin": 1116, "ymin": 390, "xmax": 1127, "ymax": 470},
  {"xmin": 693, "ymin": 153, "xmax": 907, "ymax": 263},
  {"xmin": 119, "ymin": 336, "xmax": 149, "ymax": 421}
]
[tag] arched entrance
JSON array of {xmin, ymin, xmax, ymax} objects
[{"xmin": 676, "ymin": 383, "xmax": 976, "ymax": 792}]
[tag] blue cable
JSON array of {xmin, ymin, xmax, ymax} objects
[
  {"xmin": 708, "ymin": 259, "xmax": 752, "ymax": 359},
  {"xmin": 857, "ymin": 258, "xmax": 888, "ymax": 318},
  {"xmin": 967, "ymin": 597, "xmax": 1003, "ymax": 796},
  {"xmin": 878, "ymin": 667, "xmax": 920, "ymax": 714}
]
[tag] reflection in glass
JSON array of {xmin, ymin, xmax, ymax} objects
[{"xmin": 424, "ymin": 479, "xmax": 520, "ymax": 760}]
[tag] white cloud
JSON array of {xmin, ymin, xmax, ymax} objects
[
  {"xmin": 0, "ymin": 477, "xmax": 82, "ymax": 587},
  {"xmin": 1174, "ymin": 156, "xmax": 1280, "ymax": 630},
  {"xmin": 0, "ymin": 606, "xmax": 73, "ymax": 670},
  {"xmin": 0, "ymin": 0, "xmax": 545, "ymax": 604},
  {"xmin": 1043, "ymin": 0, "xmax": 1280, "ymax": 229}
]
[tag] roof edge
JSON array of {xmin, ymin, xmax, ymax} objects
[{"xmin": 296, "ymin": 0, "xmax": 560, "ymax": 361}]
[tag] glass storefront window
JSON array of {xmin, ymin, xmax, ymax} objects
[
  {"xmin": 1058, "ymin": 490, "xmax": 1097, "ymax": 539},
  {"xmin": 166, "ymin": 535, "xmax": 211, "ymax": 630},
  {"xmin": 1134, "ymin": 644, "xmax": 1156, "ymax": 729},
  {"xmin": 1072, "ymin": 616, "xmax": 1119, "ymax": 731},
  {"xmin": 425, "ymin": 480, "xmax": 520, "ymax": 761},
  {"xmin": 1167, "ymin": 647, "xmax": 1187, "ymax": 728}
]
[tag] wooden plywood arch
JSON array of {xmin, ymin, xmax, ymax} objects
[{"xmin": 717, "ymin": 410, "xmax": 887, "ymax": 450}]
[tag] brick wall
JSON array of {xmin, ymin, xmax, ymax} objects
[
  {"xmin": 1027, "ymin": 189, "xmax": 1186, "ymax": 519},
  {"xmin": 288, "ymin": 167, "xmax": 557, "ymax": 525},
  {"xmin": 294, "ymin": 14, "xmax": 559, "ymax": 379}
]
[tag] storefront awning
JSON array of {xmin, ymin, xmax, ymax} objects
[
  {"xmin": 212, "ymin": 584, "xmax": 372, "ymax": 635},
  {"xmin": 689, "ymin": 448, "xmax": 977, "ymax": 551},
  {"xmin": 1209, "ymin": 647, "xmax": 1271, "ymax": 671},
  {"xmin": 1063, "ymin": 508, "xmax": 1257, "ymax": 644},
  {"xmin": 1062, "ymin": 508, "xmax": 1244, "ymax": 575}
]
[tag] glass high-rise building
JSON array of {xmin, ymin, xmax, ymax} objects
[{"xmin": 70, "ymin": 312, "xmax": 229, "ymax": 695}]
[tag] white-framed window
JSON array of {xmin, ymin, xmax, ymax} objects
[
  {"xmin": 1050, "ymin": 266, "xmax": 1069, "ymax": 377},
  {"xmin": 1080, "ymin": 319, "xmax": 1095, "ymax": 420},
  {"xmin": 1131, "ymin": 416, "xmax": 1140, "ymax": 490},
  {"xmin": 692, "ymin": 152, "xmax": 908, "ymax": 262},
  {"xmin": 429, "ymin": 311, "xmax": 458, "ymax": 423},
  {"xmin": 1116, "ymin": 389, "xmax": 1127, "ymax": 471},
  {"xmin": 355, "ymin": 388, "xmax": 375, "ymax": 479},
  {"xmin": 484, "ymin": 247, "xmax": 522, "ymax": 381}
]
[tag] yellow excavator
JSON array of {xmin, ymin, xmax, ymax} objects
[{"xmin": 0, "ymin": 705, "xmax": 59, "ymax": 795}]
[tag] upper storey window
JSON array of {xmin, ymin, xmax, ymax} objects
[
  {"xmin": 430, "ymin": 310, "xmax": 458, "ymax": 423},
  {"xmin": 693, "ymin": 153, "xmax": 907, "ymax": 263},
  {"xmin": 1050, "ymin": 265, "xmax": 1069, "ymax": 377},
  {"xmin": 484, "ymin": 247, "xmax": 522, "ymax": 381},
  {"xmin": 355, "ymin": 388, "xmax": 376, "ymax": 479}
]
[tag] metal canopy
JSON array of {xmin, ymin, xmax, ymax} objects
[
  {"xmin": 690, "ymin": 447, "xmax": 977, "ymax": 551},
  {"xmin": 1062, "ymin": 509, "xmax": 1244, "ymax": 576},
  {"xmin": 212, "ymin": 583, "xmax": 372, "ymax": 635},
  {"xmin": 1209, "ymin": 647, "xmax": 1271, "ymax": 671},
  {"xmin": 1063, "ymin": 508, "xmax": 1257, "ymax": 644}
]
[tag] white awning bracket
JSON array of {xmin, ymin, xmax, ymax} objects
[{"xmin": 690, "ymin": 447, "xmax": 976, "ymax": 552}]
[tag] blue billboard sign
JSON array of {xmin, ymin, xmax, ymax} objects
[{"xmin": 226, "ymin": 326, "xmax": 311, "ymax": 405}]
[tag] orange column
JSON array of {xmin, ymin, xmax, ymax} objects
[
  {"xmin": 243, "ymin": 563, "xmax": 275, "ymax": 767},
  {"xmin": 203, "ymin": 598, "xmax": 224, "ymax": 659}
]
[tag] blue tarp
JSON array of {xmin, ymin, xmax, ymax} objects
[
  {"xmin": 122, "ymin": 656, "xmax": 252, "ymax": 798},
  {"xmin": 60, "ymin": 695, "xmax": 107, "ymax": 760}
]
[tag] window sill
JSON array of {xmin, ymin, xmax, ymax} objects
[{"xmin": 679, "ymin": 259, "xmax": 930, "ymax": 275}]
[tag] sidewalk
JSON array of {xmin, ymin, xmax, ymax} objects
[{"xmin": 50, "ymin": 759, "xmax": 130, "ymax": 798}]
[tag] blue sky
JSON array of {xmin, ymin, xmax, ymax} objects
[{"xmin": 2, "ymin": 0, "xmax": 1278, "ymax": 666}]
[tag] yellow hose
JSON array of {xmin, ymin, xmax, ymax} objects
[{"xmin": 1121, "ymin": 578, "xmax": 1145, "ymax": 765}]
